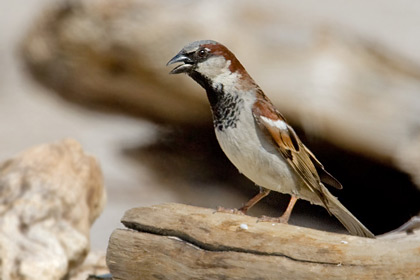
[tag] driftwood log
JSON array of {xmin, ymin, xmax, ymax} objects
[{"xmin": 106, "ymin": 203, "xmax": 420, "ymax": 280}]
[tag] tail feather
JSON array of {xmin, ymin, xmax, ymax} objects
[{"xmin": 323, "ymin": 190, "xmax": 375, "ymax": 238}]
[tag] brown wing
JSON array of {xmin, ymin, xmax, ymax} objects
[
  {"xmin": 303, "ymin": 145, "xmax": 342, "ymax": 189},
  {"xmin": 252, "ymin": 96, "xmax": 331, "ymax": 208},
  {"xmin": 252, "ymin": 94, "xmax": 373, "ymax": 237}
]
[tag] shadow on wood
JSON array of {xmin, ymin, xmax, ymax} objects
[{"xmin": 106, "ymin": 203, "xmax": 420, "ymax": 280}]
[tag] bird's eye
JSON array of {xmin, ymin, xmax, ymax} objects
[{"xmin": 198, "ymin": 49, "xmax": 207, "ymax": 57}]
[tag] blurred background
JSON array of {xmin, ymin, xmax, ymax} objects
[{"xmin": 1, "ymin": 0, "xmax": 420, "ymax": 251}]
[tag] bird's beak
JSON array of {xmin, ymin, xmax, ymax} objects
[{"xmin": 167, "ymin": 52, "xmax": 194, "ymax": 74}]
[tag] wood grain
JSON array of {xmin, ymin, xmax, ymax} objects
[{"xmin": 106, "ymin": 203, "xmax": 420, "ymax": 280}]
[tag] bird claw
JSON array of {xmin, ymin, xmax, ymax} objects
[
  {"xmin": 257, "ymin": 215, "xmax": 288, "ymax": 224},
  {"xmin": 215, "ymin": 206, "xmax": 246, "ymax": 215}
]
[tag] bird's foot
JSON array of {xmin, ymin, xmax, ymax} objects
[
  {"xmin": 257, "ymin": 215, "xmax": 289, "ymax": 224},
  {"xmin": 215, "ymin": 206, "xmax": 246, "ymax": 215}
]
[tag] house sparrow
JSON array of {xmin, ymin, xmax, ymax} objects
[{"xmin": 167, "ymin": 40, "xmax": 374, "ymax": 238}]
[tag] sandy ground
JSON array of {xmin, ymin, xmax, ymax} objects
[{"xmin": 1, "ymin": 0, "xmax": 420, "ymax": 250}]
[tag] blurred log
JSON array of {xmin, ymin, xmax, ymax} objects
[
  {"xmin": 20, "ymin": 0, "xmax": 420, "ymax": 191},
  {"xmin": 106, "ymin": 203, "xmax": 420, "ymax": 280}
]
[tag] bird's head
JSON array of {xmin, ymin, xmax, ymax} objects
[{"xmin": 167, "ymin": 40, "xmax": 250, "ymax": 91}]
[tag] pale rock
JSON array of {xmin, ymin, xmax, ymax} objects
[
  {"xmin": 69, "ymin": 251, "xmax": 109, "ymax": 280},
  {"xmin": 0, "ymin": 139, "xmax": 106, "ymax": 280}
]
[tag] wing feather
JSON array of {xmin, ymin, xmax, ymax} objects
[
  {"xmin": 251, "ymin": 93, "xmax": 374, "ymax": 237},
  {"xmin": 252, "ymin": 97, "xmax": 334, "ymax": 209},
  {"xmin": 303, "ymin": 145, "xmax": 342, "ymax": 190}
]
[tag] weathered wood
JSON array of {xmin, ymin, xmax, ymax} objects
[{"xmin": 106, "ymin": 203, "xmax": 420, "ymax": 280}]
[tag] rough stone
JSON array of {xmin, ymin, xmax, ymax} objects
[
  {"xmin": 0, "ymin": 139, "xmax": 106, "ymax": 280},
  {"xmin": 69, "ymin": 251, "xmax": 109, "ymax": 280}
]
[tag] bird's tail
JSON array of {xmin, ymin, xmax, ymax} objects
[{"xmin": 322, "ymin": 190, "xmax": 375, "ymax": 238}]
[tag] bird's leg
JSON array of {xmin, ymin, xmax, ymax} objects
[
  {"xmin": 258, "ymin": 195, "xmax": 298, "ymax": 224},
  {"xmin": 238, "ymin": 187, "xmax": 271, "ymax": 214},
  {"xmin": 217, "ymin": 187, "xmax": 270, "ymax": 215},
  {"xmin": 279, "ymin": 195, "xmax": 298, "ymax": 223}
]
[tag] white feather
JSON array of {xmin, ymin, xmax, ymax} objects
[{"xmin": 260, "ymin": 116, "xmax": 288, "ymax": 131}]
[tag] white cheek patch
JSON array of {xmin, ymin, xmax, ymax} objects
[
  {"xmin": 197, "ymin": 56, "xmax": 244, "ymax": 93},
  {"xmin": 197, "ymin": 56, "xmax": 230, "ymax": 80},
  {"xmin": 260, "ymin": 116, "xmax": 288, "ymax": 131}
]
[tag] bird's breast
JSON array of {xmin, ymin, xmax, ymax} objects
[{"xmin": 214, "ymin": 101, "xmax": 298, "ymax": 195}]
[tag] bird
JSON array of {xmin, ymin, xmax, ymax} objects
[{"xmin": 167, "ymin": 40, "xmax": 374, "ymax": 238}]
